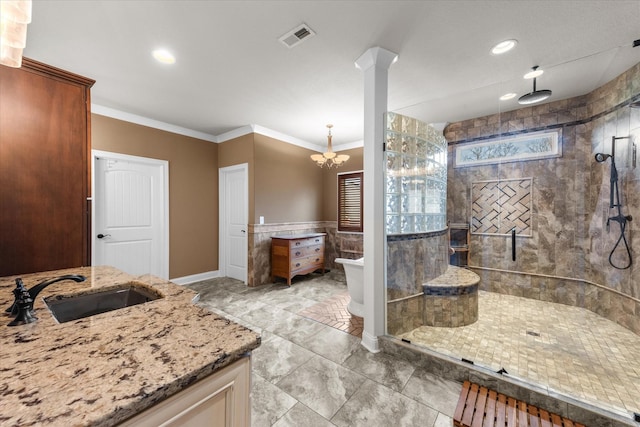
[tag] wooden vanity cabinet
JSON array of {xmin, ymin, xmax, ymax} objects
[
  {"xmin": 0, "ymin": 58, "xmax": 94, "ymax": 276},
  {"xmin": 119, "ymin": 356, "xmax": 252, "ymax": 427},
  {"xmin": 271, "ymin": 233, "xmax": 326, "ymax": 285}
]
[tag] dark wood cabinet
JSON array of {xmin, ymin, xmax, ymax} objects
[{"xmin": 0, "ymin": 58, "xmax": 95, "ymax": 276}]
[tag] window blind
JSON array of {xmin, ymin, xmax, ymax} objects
[{"xmin": 338, "ymin": 172, "xmax": 363, "ymax": 232}]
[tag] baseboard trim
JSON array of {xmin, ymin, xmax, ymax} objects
[
  {"xmin": 170, "ymin": 270, "xmax": 220, "ymax": 285},
  {"xmin": 360, "ymin": 331, "xmax": 381, "ymax": 353}
]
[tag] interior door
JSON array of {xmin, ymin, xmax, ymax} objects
[
  {"xmin": 94, "ymin": 154, "xmax": 168, "ymax": 278},
  {"xmin": 219, "ymin": 164, "xmax": 248, "ymax": 283}
]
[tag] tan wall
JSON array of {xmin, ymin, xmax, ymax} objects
[
  {"xmin": 254, "ymin": 134, "xmax": 324, "ymax": 224},
  {"xmin": 218, "ymin": 134, "xmax": 255, "ymax": 223},
  {"xmin": 321, "ymin": 147, "xmax": 364, "ymax": 221},
  {"xmin": 91, "ymin": 114, "xmax": 219, "ymax": 279},
  {"xmin": 92, "ymin": 116, "xmax": 358, "ymax": 279}
]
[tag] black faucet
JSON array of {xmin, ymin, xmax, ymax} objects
[{"xmin": 5, "ymin": 274, "xmax": 86, "ymax": 326}]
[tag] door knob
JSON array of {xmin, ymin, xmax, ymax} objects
[{"xmin": 97, "ymin": 234, "xmax": 111, "ymax": 239}]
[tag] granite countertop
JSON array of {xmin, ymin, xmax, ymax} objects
[{"xmin": 0, "ymin": 266, "xmax": 260, "ymax": 427}]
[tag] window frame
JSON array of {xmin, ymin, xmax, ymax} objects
[{"xmin": 337, "ymin": 170, "xmax": 363, "ymax": 233}]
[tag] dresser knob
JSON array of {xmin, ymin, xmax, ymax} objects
[
  {"xmin": 295, "ymin": 263, "xmax": 300, "ymax": 267},
  {"xmin": 295, "ymin": 251, "xmax": 301, "ymax": 256},
  {"xmin": 315, "ymin": 248, "xmax": 320, "ymax": 252}
]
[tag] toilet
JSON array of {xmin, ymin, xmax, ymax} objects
[{"xmin": 334, "ymin": 257, "xmax": 364, "ymax": 317}]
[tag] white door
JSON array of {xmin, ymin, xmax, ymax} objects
[
  {"xmin": 93, "ymin": 151, "xmax": 169, "ymax": 279},
  {"xmin": 219, "ymin": 164, "xmax": 248, "ymax": 283}
]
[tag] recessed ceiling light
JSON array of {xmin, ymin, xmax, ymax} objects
[
  {"xmin": 499, "ymin": 93, "xmax": 517, "ymax": 101},
  {"xmin": 524, "ymin": 68, "xmax": 544, "ymax": 79},
  {"xmin": 152, "ymin": 49, "xmax": 175, "ymax": 64},
  {"xmin": 491, "ymin": 39, "xmax": 517, "ymax": 55}
]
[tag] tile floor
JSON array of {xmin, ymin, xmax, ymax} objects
[
  {"xmin": 187, "ymin": 272, "xmax": 640, "ymax": 426},
  {"xmin": 400, "ymin": 291, "xmax": 640, "ymax": 418},
  {"xmin": 187, "ymin": 272, "xmax": 461, "ymax": 427}
]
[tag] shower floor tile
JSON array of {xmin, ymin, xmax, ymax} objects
[{"xmin": 399, "ymin": 290, "xmax": 640, "ymax": 417}]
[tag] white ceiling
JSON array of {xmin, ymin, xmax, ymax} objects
[{"xmin": 23, "ymin": 1, "xmax": 640, "ymax": 150}]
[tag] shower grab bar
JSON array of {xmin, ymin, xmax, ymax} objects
[{"xmin": 511, "ymin": 227, "xmax": 516, "ymax": 261}]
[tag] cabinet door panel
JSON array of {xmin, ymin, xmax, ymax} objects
[{"xmin": 0, "ymin": 61, "xmax": 92, "ymax": 276}]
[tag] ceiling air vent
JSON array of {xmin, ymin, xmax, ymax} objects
[{"xmin": 278, "ymin": 23, "xmax": 316, "ymax": 49}]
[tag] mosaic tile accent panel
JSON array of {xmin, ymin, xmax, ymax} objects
[{"xmin": 471, "ymin": 178, "xmax": 532, "ymax": 236}]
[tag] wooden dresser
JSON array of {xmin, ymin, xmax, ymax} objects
[{"xmin": 271, "ymin": 233, "xmax": 326, "ymax": 285}]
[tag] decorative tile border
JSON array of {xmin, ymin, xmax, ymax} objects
[
  {"xmin": 454, "ymin": 129, "xmax": 561, "ymax": 168},
  {"xmin": 423, "ymin": 283, "xmax": 478, "ymax": 296}
]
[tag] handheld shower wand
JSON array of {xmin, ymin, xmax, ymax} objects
[{"xmin": 595, "ymin": 136, "xmax": 633, "ymax": 269}]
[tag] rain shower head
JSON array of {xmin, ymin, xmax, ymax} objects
[
  {"xmin": 595, "ymin": 153, "xmax": 612, "ymax": 162},
  {"xmin": 518, "ymin": 66, "xmax": 552, "ymax": 105}
]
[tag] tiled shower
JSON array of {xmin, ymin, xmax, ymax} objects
[{"xmin": 446, "ymin": 62, "xmax": 640, "ymax": 334}]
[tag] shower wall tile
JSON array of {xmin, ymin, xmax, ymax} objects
[
  {"xmin": 386, "ymin": 231, "xmax": 448, "ymax": 298},
  {"xmin": 447, "ymin": 61, "xmax": 640, "ymax": 335},
  {"xmin": 539, "ymin": 112, "xmax": 559, "ymax": 127},
  {"xmin": 387, "ymin": 296, "xmax": 424, "ymax": 336},
  {"xmin": 335, "ymin": 232, "xmax": 363, "ymax": 259},
  {"xmin": 386, "ymin": 231, "xmax": 448, "ymax": 334}
]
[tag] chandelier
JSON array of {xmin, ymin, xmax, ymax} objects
[
  {"xmin": 310, "ymin": 124, "xmax": 350, "ymax": 168},
  {"xmin": 0, "ymin": 0, "xmax": 32, "ymax": 68}
]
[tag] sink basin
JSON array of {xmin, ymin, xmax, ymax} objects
[{"xmin": 43, "ymin": 283, "xmax": 163, "ymax": 323}]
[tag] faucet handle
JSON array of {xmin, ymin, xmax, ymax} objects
[
  {"xmin": 8, "ymin": 287, "xmax": 37, "ymax": 326},
  {"xmin": 5, "ymin": 278, "xmax": 27, "ymax": 315}
]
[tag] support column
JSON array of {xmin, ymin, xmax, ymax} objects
[{"xmin": 355, "ymin": 47, "xmax": 398, "ymax": 353}]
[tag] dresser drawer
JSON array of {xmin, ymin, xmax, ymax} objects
[
  {"xmin": 290, "ymin": 235, "xmax": 324, "ymax": 249},
  {"xmin": 290, "ymin": 254, "xmax": 324, "ymax": 272},
  {"xmin": 290, "ymin": 244, "xmax": 323, "ymax": 259}
]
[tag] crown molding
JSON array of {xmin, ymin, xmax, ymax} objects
[
  {"xmin": 91, "ymin": 104, "xmax": 218, "ymax": 142},
  {"xmin": 91, "ymin": 104, "xmax": 363, "ymax": 151}
]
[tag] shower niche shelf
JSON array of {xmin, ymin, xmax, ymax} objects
[{"xmin": 449, "ymin": 223, "xmax": 469, "ymax": 267}]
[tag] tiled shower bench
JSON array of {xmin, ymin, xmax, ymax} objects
[{"xmin": 422, "ymin": 265, "xmax": 480, "ymax": 327}]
